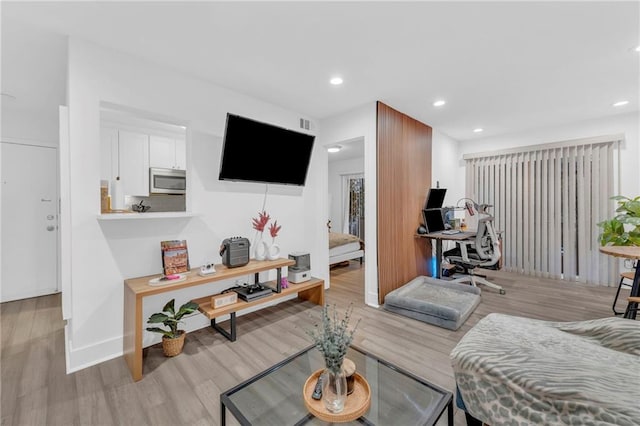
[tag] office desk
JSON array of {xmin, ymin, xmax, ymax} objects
[
  {"xmin": 418, "ymin": 231, "xmax": 476, "ymax": 278},
  {"xmin": 599, "ymin": 245, "xmax": 640, "ymax": 319}
]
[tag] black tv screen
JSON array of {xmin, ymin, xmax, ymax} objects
[{"xmin": 219, "ymin": 113, "xmax": 315, "ymax": 186}]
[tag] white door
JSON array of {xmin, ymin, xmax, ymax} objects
[{"xmin": 1, "ymin": 142, "xmax": 59, "ymax": 302}]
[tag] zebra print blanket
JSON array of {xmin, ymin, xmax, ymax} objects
[{"xmin": 451, "ymin": 313, "xmax": 640, "ymax": 425}]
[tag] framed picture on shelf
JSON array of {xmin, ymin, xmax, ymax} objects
[{"xmin": 161, "ymin": 240, "xmax": 190, "ymax": 275}]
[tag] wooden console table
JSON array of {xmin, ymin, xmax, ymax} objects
[{"xmin": 123, "ymin": 258, "xmax": 324, "ymax": 381}]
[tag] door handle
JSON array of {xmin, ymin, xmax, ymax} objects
[
  {"xmin": 46, "ymin": 225, "xmax": 55, "ymax": 231},
  {"xmin": 41, "ymin": 198, "xmax": 52, "ymax": 202}
]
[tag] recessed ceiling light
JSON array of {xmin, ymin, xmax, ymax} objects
[
  {"xmin": 635, "ymin": 45, "xmax": 640, "ymax": 52},
  {"xmin": 433, "ymin": 100, "xmax": 446, "ymax": 107},
  {"xmin": 330, "ymin": 77, "xmax": 343, "ymax": 85},
  {"xmin": 327, "ymin": 145, "xmax": 342, "ymax": 153},
  {"xmin": 613, "ymin": 100, "xmax": 629, "ymax": 107},
  {"xmin": 473, "ymin": 128, "xmax": 483, "ymax": 133}
]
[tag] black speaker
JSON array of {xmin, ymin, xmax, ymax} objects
[{"xmin": 220, "ymin": 237, "xmax": 250, "ymax": 268}]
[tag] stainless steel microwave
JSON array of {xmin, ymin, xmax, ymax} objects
[{"xmin": 149, "ymin": 167, "xmax": 186, "ymax": 194}]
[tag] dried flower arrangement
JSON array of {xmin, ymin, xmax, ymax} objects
[
  {"xmin": 269, "ymin": 220, "xmax": 281, "ymax": 242},
  {"xmin": 307, "ymin": 304, "xmax": 360, "ymax": 374},
  {"xmin": 252, "ymin": 211, "xmax": 271, "ymax": 232},
  {"xmin": 252, "ymin": 210, "xmax": 282, "ymax": 244}
]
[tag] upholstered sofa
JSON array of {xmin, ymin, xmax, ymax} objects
[{"xmin": 451, "ymin": 313, "xmax": 640, "ymax": 425}]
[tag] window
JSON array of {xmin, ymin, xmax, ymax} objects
[{"xmin": 464, "ymin": 135, "xmax": 621, "ymax": 284}]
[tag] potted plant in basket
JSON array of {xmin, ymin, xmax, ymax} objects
[
  {"xmin": 307, "ymin": 303, "xmax": 360, "ymax": 413},
  {"xmin": 146, "ymin": 298, "xmax": 199, "ymax": 357}
]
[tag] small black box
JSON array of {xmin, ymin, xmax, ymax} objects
[{"xmin": 220, "ymin": 237, "xmax": 250, "ymax": 268}]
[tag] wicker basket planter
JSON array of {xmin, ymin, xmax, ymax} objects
[
  {"xmin": 162, "ymin": 331, "xmax": 186, "ymax": 357},
  {"xmin": 147, "ymin": 298, "xmax": 198, "ymax": 358}
]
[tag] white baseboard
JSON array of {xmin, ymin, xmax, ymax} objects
[
  {"xmin": 65, "ymin": 323, "xmax": 123, "ymax": 374},
  {"xmin": 64, "ymin": 293, "xmax": 302, "ymax": 372}
]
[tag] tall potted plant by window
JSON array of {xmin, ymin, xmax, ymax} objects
[{"xmin": 146, "ymin": 298, "xmax": 199, "ymax": 357}]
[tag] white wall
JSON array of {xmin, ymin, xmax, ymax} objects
[
  {"xmin": 64, "ymin": 37, "xmax": 324, "ymax": 372},
  {"xmin": 328, "ymin": 154, "xmax": 364, "ymax": 232},
  {"xmin": 457, "ymin": 112, "xmax": 640, "ymax": 197},
  {"xmin": 431, "ymin": 129, "xmax": 463, "ymax": 208},
  {"xmin": 319, "ymin": 103, "xmax": 378, "ymax": 306},
  {"xmin": 1, "ymin": 107, "xmax": 59, "ymax": 146}
]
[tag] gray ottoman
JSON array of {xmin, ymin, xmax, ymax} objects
[{"xmin": 383, "ymin": 276, "xmax": 481, "ymax": 330}]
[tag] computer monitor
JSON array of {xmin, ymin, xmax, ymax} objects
[
  {"xmin": 424, "ymin": 188, "xmax": 447, "ymax": 210},
  {"xmin": 423, "ymin": 208, "xmax": 446, "ymax": 233}
]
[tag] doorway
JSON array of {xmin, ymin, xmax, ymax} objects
[
  {"xmin": 1, "ymin": 141, "xmax": 59, "ymax": 302},
  {"xmin": 327, "ymin": 138, "xmax": 365, "ymax": 296}
]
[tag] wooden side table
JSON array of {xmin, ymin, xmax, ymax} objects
[{"xmin": 599, "ymin": 246, "xmax": 640, "ymax": 319}]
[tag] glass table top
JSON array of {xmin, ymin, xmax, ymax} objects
[{"xmin": 221, "ymin": 344, "xmax": 453, "ymax": 425}]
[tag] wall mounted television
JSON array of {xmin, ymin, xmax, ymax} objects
[{"xmin": 219, "ymin": 113, "xmax": 315, "ymax": 186}]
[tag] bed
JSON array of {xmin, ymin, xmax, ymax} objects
[
  {"xmin": 451, "ymin": 313, "xmax": 640, "ymax": 425},
  {"xmin": 329, "ymin": 232, "xmax": 364, "ymax": 266}
]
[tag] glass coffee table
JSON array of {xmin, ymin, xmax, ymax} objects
[{"xmin": 220, "ymin": 344, "xmax": 453, "ymax": 425}]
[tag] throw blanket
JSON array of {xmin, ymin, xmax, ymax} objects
[
  {"xmin": 451, "ymin": 313, "xmax": 640, "ymax": 425},
  {"xmin": 328, "ymin": 232, "xmax": 362, "ymax": 249}
]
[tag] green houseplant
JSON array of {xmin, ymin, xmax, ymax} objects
[
  {"xmin": 598, "ymin": 195, "xmax": 640, "ymax": 246},
  {"xmin": 146, "ymin": 298, "xmax": 199, "ymax": 357}
]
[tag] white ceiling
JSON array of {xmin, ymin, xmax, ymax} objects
[{"xmin": 2, "ymin": 1, "xmax": 639, "ymax": 147}]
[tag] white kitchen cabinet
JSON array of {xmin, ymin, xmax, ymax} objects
[
  {"xmin": 149, "ymin": 135, "xmax": 186, "ymax": 170},
  {"xmin": 100, "ymin": 128, "xmax": 150, "ymax": 198},
  {"xmin": 118, "ymin": 130, "xmax": 149, "ymax": 196},
  {"xmin": 100, "ymin": 127, "xmax": 118, "ymax": 182},
  {"xmin": 174, "ymin": 138, "xmax": 186, "ymax": 170}
]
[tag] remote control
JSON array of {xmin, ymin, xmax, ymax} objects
[{"xmin": 312, "ymin": 376, "xmax": 323, "ymax": 400}]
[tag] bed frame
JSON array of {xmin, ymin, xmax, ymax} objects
[
  {"xmin": 328, "ymin": 232, "xmax": 364, "ymax": 266},
  {"xmin": 329, "ymin": 246, "xmax": 364, "ymax": 266}
]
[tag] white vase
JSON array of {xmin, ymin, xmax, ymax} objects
[
  {"xmin": 267, "ymin": 242, "xmax": 280, "ymax": 260},
  {"xmin": 254, "ymin": 235, "xmax": 267, "ymax": 261}
]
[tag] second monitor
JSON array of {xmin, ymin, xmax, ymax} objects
[
  {"xmin": 424, "ymin": 188, "xmax": 447, "ymax": 210},
  {"xmin": 423, "ymin": 208, "xmax": 446, "ymax": 233}
]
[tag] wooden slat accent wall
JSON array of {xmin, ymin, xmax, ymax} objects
[{"xmin": 376, "ymin": 101, "xmax": 432, "ymax": 304}]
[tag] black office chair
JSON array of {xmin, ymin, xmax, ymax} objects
[{"xmin": 444, "ymin": 216, "xmax": 506, "ymax": 294}]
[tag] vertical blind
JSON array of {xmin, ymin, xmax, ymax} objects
[{"xmin": 464, "ymin": 136, "xmax": 621, "ymax": 285}]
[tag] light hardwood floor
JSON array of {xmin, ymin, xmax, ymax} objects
[{"xmin": 1, "ymin": 263, "xmax": 621, "ymax": 426}]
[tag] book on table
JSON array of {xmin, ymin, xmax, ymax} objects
[{"xmin": 160, "ymin": 240, "xmax": 190, "ymax": 275}]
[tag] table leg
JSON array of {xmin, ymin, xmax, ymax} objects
[
  {"xmin": 434, "ymin": 239, "xmax": 443, "ymax": 279},
  {"xmin": 124, "ymin": 289, "xmax": 143, "ymax": 381},
  {"xmin": 447, "ymin": 399, "xmax": 454, "ymax": 426},
  {"xmin": 625, "ymin": 264, "xmax": 640, "ymax": 319}
]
